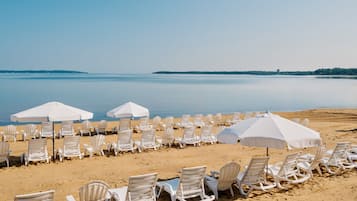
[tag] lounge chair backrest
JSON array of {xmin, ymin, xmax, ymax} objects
[
  {"xmin": 24, "ymin": 124, "xmax": 37, "ymax": 136},
  {"xmin": 63, "ymin": 136, "xmax": 81, "ymax": 152},
  {"xmin": 28, "ymin": 138, "xmax": 48, "ymax": 159},
  {"xmin": 82, "ymin": 120, "xmax": 92, "ymax": 131},
  {"xmin": 217, "ymin": 162, "xmax": 240, "ymax": 190},
  {"xmin": 152, "ymin": 116, "xmax": 162, "ymax": 129},
  {"xmin": 200, "ymin": 125, "xmax": 212, "ymax": 138},
  {"xmin": 277, "ymin": 153, "xmax": 299, "ymax": 177},
  {"xmin": 41, "ymin": 122, "xmax": 53, "ymax": 137},
  {"xmin": 328, "ymin": 142, "xmax": 350, "ymax": 165},
  {"xmin": 164, "ymin": 116, "xmax": 174, "ymax": 128},
  {"xmin": 60, "ymin": 121, "xmax": 74, "ymax": 136},
  {"xmin": 118, "ymin": 130, "xmax": 133, "ymax": 145},
  {"xmin": 126, "ymin": 173, "xmax": 158, "ymax": 201},
  {"xmin": 4, "ymin": 125, "xmax": 17, "ymax": 134},
  {"xmin": 14, "ymin": 190, "xmax": 55, "ymax": 201},
  {"xmin": 0, "ymin": 141, "xmax": 10, "ymax": 162},
  {"xmin": 177, "ymin": 166, "xmax": 206, "ymax": 199},
  {"xmin": 182, "ymin": 127, "xmax": 195, "ymax": 140},
  {"xmin": 141, "ymin": 128, "xmax": 156, "ymax": 144},
  {"xmin": 119, "ymin": 118, "xmax": 131, "ymax": 131},
  {"xmin": 309, "ymin": 146, "xmax": 325, "ymax": 170},
  {"xmin": 79, "ymin": 180, "xmax": 109, "ymax": 201},
  {"xmin": 98, "ymin": 120, "xmax": 107, "ymax": 131},
  {"xmin": 205, "ymin": 114, "xmax": 214, "ymax": 125},
  {"xmin": 91, "ymin": 135, "xmax": 106, "ymax": 150},
  {"xmin": 240, "ymin": 157, "xmax": 268, "ymax": 185}
]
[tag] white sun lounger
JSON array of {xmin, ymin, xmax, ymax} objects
[
  {"xmin": 66, "ymin": 180, "xmax": 114, "ymax": 201},
  {"xmin": 1, "ymin": 125, "xmax": 18, "ymax": 142},
  {"xmin": 136, "ymin": 128, "xmax": 160, "ymax": 152},
  {"xmin": 0, "ymin": 141, "xmax": 11, "ymax": 167},
  {"xmin": 83, "ymin": 135, "xmax": 106, "ymax": 157},
  {"xmin": 112, "ymin": 129, "xmax": 137, "ymax": 155},
  {"xmin": 58, "ymin": 136, "xmax": 83, "ymax": 162},
  {"xmin": 24, "ymin": 138, "xmax": 50, "ymax": 165}
]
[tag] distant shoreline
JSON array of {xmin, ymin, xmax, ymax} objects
[
  {"xmin": 0, "ymin": 70, "xmax": 87, "ymax": 74},
  {"xmin": 153, "ymin": 68, "xmax": 357, "ymax": 76}
]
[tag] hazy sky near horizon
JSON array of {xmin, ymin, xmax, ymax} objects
[{"xmin": 1, "ymin": 0, "xmax": 357, "ymax": 73}]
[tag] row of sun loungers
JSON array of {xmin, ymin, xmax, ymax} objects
[{"xmin": 14, "ymin": 144, "xmax": 357, "ymax": 200}]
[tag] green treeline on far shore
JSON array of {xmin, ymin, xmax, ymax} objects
[{"xmin": 153, "ymin": 68, "xmax": 357, "ymax": 76}]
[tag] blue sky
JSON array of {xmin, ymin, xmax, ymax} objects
[{"xmin": 1, "ymin": 0, "xmax": 357, "ymax": 73}]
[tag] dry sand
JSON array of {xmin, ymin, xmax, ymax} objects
[{"xmin": 0, "ymin": 108, "xmax": 357, "ymax": 201}]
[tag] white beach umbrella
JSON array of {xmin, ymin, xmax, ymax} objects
[
  {"xmin": 11, "ymin": 101, "xmax": 93, "ymax": 160},
  {"xmin": 106, "ymin": 101, "xmax": 149, "ymax": 119},
  {"xmin": 217, "ymin": 112, "xmax": 321, "ymax": 154}
]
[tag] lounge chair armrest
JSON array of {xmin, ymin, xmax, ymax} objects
[{"xmin": 66, "ymin": 195, "xmax": 76, "ymax": 201}]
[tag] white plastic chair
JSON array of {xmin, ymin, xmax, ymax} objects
[
  {"xmin": 268, "ymin": 153, "xmax": 310, "ymax": 189},
  {"xmin": 0, "ymin": 141, "xmax": 10, "ymax": 167},
  {"xmin": 83, "ymin": 135, "xmax": 106, "ymax": 157},
  {"xmin": 161, "ymin": 127, "xmax": 175, "ymax": 147},
  {"xmin": 58, "ymin": 136, "xmax": 83, "ymax": 162},
  {"xmin": 152, "ymin": 116, "xmax": 163, "ymax": 131},
  {"xmin": 112, "ymin": 130, "xmax": 137, "ymax": 155},
  {"xmin": 163, "ymin": 116, "xmax": 174, "ymax": 128},
  {"xmin": 193, "ymin": 114, "xmax": 205, "ymax": 128},
  {"xmin": 156, "ymin": 166, "xmax": 215, "ymax": 201},
  {"xmin": 109, "ymin": 173, "xmax": 158, "ymax": 201},
  {"xmin": 40, "ymin": 122, "xmax": 53, "ymax": 138},
  {"xmin": 214, "ymin": 113, "xmax": 224, "ymax": 126},
  {"xmin": 297, "ymin": 146, "xmax": 325, "ymax": 177},
  {"xmin": 59, "ymin": 121, "xmax": 75, "ymax": 138},
  {"xmin": 79, "ymin": 120, "xmax": 93, "ymax": 136},
  {"xmin": 66, "ymin": 180, "xmax": 114, "ymax": 201},
  {"xmin": 200, "ymin": 125, "xmax": 217, "ymax": 144},
  {"xmin": 177, "ymin": 126, "xmax": 200, "ymax": 148},
  {"xmin": 179, "ymin": 114, "xmax": 193, "ymax": 128},
  {"xmin": 25, "ymin": 138, "xmax": 50, "ymax": 165},
  {"xmin": 21, "ymin": 124, "xmax": 38, "ymax": 140},
  {"xmin": 320, "ymin": 142, "xmax": 354, "ymax": 174},
  {"xmin": 95, "ymin": 120, "xmax": 108, "ymax": 135},
  {"xmin": 205, "ymin": 114, "xmax": 214, "ymax": 125},
  {"xmin": 14, "ymin": 190, "xmax": 55, "ymax": 201},
  {"xmin": 119, "ymin": 118, "xmax": 131, "ymax": 131},
  {"xmin": 1, "ymin": 125, "xmax": 18, "ymax": 142},
  {"xmin": 136, "ymin": 128, "xmax": 160, "ymax": 152},
  {"xmin": 205, "ymin": 162, "xmax": 240, "ymax": 200},
  {"xmin": 235, "ymin": 157, "xmax": 276, "ymax": 198}
]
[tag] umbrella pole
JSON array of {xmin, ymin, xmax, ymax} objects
[
  {"xmin": 266, "ymin": 147, "xmax": 269, "ymax": 156},
  {"xmin": 52, "ymin": 121, "xmax": 55, "ymax": 161}
]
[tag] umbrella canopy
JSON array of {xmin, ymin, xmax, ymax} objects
[
  {"xmin": 106, "ymin": 101, "xmax": 149, "ymax": 119},
  {"xmin": 217, "ymin": 112, "xmax": 321, "ymax": 149},
  {"xmin": 11, "ymin": 101, "xmax": 93, "ymax": 122},
  {"xmin": 11, "ymin": 101, "xmax": 93, "ymax": 161}
]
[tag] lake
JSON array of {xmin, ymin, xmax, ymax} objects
[{"xmin": 0, "ymin": 73, "xmax": 356, "ymax": 125}]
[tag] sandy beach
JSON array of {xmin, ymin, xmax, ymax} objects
[{"xmin": 0, "ymin": 108, "xmax": 357, "ymax": 201}]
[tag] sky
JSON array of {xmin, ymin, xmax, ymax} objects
[{"xmin": 1, "ymin": 0, "xmax": 357, "ymax": 73}]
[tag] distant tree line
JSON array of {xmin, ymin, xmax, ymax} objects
[{"xmin": 153, "ymin": 68, "xmax": 357, "ymax": 75}]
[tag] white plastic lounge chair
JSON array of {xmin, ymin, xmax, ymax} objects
[
  {"xmin": 40, "ymin": 122, "xmax": 53, "ymax": 138},
  {"xmin": 228, "ymin": 112, "xmax": 241, "ymax": 125},
  {"xmin": 25, "ymin": 138, "xmax": 50, "ymax": 165},
  {"xmin": 177, "ymin": 126, "xmax": 200, "ymax": 148},
  {"xmin": 136, "ymin": 128, "xmax": 160, "ymax": 152},
  {"xmin": 156, "ymin": 166, "xmax": 215, "ymax": 201},
  {"xmin": 193, "ymin": 114, "xmax": 205, "ymax": 128},
  {"xmin": 112, "ymin": 130, "xmax": 137, "ymax": 155},
  {"xmin": 160, "ymin": 127, "xmax": 175, "ymax": 147},
  {"xmin": 214, "ymin": 113, "xmax": 224, "ymax": 126},
  {"xmin": 58, "ymin": 136, "xmax": 83, "ymax": 162},
  {"xmin": 136, "ymin": 117, "xmax": 152, "ymax": 132},
  {"xmin": 14, "ymin": 189, "xmax": 55, "ymax": 201},
  {"xmin": 109, "ymin": 173, "xmax": 158, "ymax": 201},
  {"xmin": 95, "ymin": 120, "xmax": 108, "ymax": 135},
  {"xmin": 163, "ymin": 116, "xmax": 174, "ymax": 128},
  {"xmin": 235, "ymin": 156, "xmax": 276, "ymax": 198},
  {"xmin": 347, "ymin": 144, "xmax": 357, "ymax": 167},
  {"xmin": 320, "ymin": 142, "xmax": 354, "ymax": 174},
  {"xmin": 1, "ymin": 125, "xmax": 18, "ymax": 142},
  {"xmin": 152, "ymin": 116, "xmax": 164, "ymax": 131},
  {"xmin": 267, "ymin": 153, "xmax": 310, "ymax": 189},
  {"xmin": 0, "ymin": 141, "xmax": 10, "ymax": 167},
  {"xmin": 200, "ymin": 125, "xmax": 217, "ymax": 145},
  {"xmin": 79, "ymin": 120, "xmax": 93, "ymax": 136},
  {"xmin": 59, "ymin": 121, "xmax": 75, "ymax": 138},
  {"xmin": 179, "ymin": 114, "xmax": 193, "ymax": 128},
  {"xmin": 83, "ymin": 135, "xmax": 106, "ymax": 157},
  {"xmin": 205, "ymin": 162, "xmax": 240, "ymax": 200},
  {"xmin": 205, "ymin": 114, "xmax": 214, "ymax": 125},
  {"xmin": 66, "ymin": 180, "xmax": 115, "ymax": 201},
  {"xmin": 297, "ymin": 146, "xmax": 325, "ymax": 177},
  {"xmin": 21, "ymin": 124, "xmax": 38, "ymax": 140},
  {"xmin": 119, "ymin": 118, "xmax": 131, "ymax": 131}
]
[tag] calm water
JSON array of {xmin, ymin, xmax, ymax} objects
[{"xmin": 0, "ymin": 73, "xmax": 356, "ymax": 125}]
